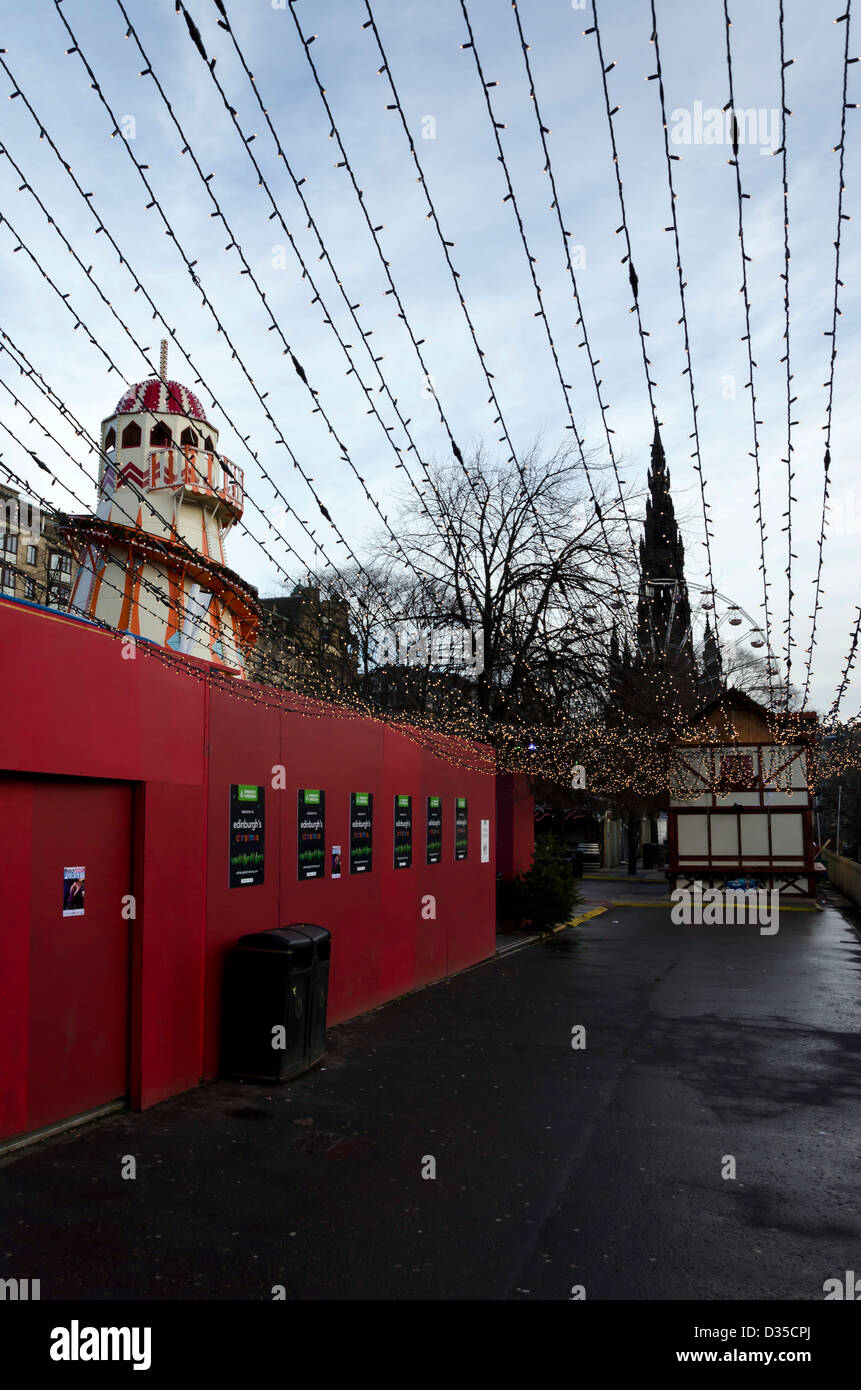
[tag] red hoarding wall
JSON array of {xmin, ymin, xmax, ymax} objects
[
  {"xmin": 496, "ymin": 773, "xmax": 535, "ymax": 879},
  {"xmin": 0, "ymin": 598, "xmax": 495, "ymax": 1140},
  {"xmin": 202, "ymin": 686, "xmax": 495, "ymax": 1077}
]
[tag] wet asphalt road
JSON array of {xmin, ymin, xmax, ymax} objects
[{"xmin": 2, "ymin": 902, "xmax": 860, "ymax": 1300}]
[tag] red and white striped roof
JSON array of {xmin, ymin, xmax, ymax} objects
[{"xmin": 113, "ymin": 378, "xmax": 210, "ymax": 424}]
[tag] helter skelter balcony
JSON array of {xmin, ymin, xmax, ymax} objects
[{"xmin": 146, "ymin": 445, "xmax": 244, "ymax": 521}]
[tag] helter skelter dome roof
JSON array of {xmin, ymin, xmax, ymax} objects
[{"xmin": 113, "ymin": 377, "xmax": 210, "ymax": 424}]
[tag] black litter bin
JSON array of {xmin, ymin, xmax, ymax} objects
[
  {"xmin": 642, "ymin": 842, "xmax": 656, "ymax": 870},
  {"xmin": 288, "ymin": 924, "xmax": 331, "ymax": 1067},
  {"xmin": 221, "ymin": 927, "xmax": 314, "ymax": 1083}
]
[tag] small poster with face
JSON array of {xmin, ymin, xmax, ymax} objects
[
  {"xmin": 331, "ymin": 845, "xmax": 342, "ymax": 879},
  {"xmin": 63, "ymin": 866, "xmax": 86, "ymax": 917}
]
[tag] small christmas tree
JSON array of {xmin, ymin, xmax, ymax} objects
[{"xmin": 499, "ymin": 835, "xmax": 580, "ymax": 933}]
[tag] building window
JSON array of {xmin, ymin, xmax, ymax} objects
[
  {"xmin": 0, "ymin": 565, "xmax": 16, "ymax": 596},
  {"xmin": 180, "ymin": 426, "xmax": 198, "ymax": 448},
  {"xmin": 26, "ymin": 544, "xmax": 36, "ymax": 566},
  {"xmin": 49, "ymin": 552, "xmax": 72, "ymax": 578},
  {"xmin": 24, "ymin": 577, "xmax": 35, "ymax": 600},
  {"xmin": 48, "ymin": 584, "xmax": 70, "ymax": 609},
  {"xmin": 150, "ymin": 422, "xmax": 172, "ymax": 448},
  {"xmin": 121, "ymin": 421, "xmax": 142, "ymax": 448},
  {"xmin": 1, "ymin": 533, "xmax": 18, "ymax": 556},
  {"xmin": 203, "ymin": 435, "xmax": 214, "ymax": 452},
  {"xmin": 104, "ymin": 426, "xmax": 116, "ymax": 450}
]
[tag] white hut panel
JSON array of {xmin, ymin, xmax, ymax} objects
[
  {"xmin": 710, "ymin": 816, "xmax": 739, "ymax": 856},
  {"xmin": 739, "ymin": 813, "xmax": 769, "ymax": 857},
  {"xmin": 677, "ymin": 814, "xmax": 709, "ymax": 859},
  {"xmin": 761, "ymin": 748, "xmax": 809, "ymax": 805},
  {"xmin": 771, "ymin": 813, "xmax": 805, "ymax": 860},
  {"xmin": 668, "ymin": 749, "xmax": 714, "ymax": 808},
  {"xmin": 676, "ymin": 809, "xmax": 807, "ymax": 869}
]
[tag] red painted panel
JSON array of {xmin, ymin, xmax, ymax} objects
[
  {"xmin": 0, "ymin": 600, "xmax": 205, "ymax": 787},
  {"xmin": 0, "ymin": 778, "xmax": 33, "ymax": 1139},
  {"xmin": 133, "ymin": 781, "xmax": 207, "ymax": 1111},
  {"xmin": 277, "ymin": 712, "xmax": 388, "ymax": 1026},
  {"xmin": 28, "ymin": 778, "xmax": 132, "ymax": 1132},
  {"xmin": 378, "ymin": 735, "xmax": 422, "ymax": 1005},
  {"xmin": 203, "ymin": 689, "xmax": 495, "ymax": 1067},
  {"xmin": 203, "ymin": 689, "xmax": 284, "ymax": 1080},
  {"xmin": 414, "ymin": 783, "xmax": 448, "ymax": 991},
  {"xmin": 0, "ymin": 598, "xmax": 497, "ymax": 1133},
  {"xmin": 496, "ymin": 773, "xmax": 534, "ymax": 878}
]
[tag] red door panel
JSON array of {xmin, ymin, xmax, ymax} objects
[{"xmin": 28, "ymin": 779, "xmax": 132, "ymax": 1131}]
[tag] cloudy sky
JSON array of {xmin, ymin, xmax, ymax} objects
[{"xmin": 1, "ymin": 0, "xmax": 859, "ymax": 715}]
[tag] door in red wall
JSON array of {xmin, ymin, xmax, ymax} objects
[{"xmin": 27, "ymin": 778, "xmax": 133, "ymax": 1132}]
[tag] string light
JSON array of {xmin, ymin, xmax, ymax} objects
[
  {"xmin": 587, "ymin": 2, "xmax": 660, "ymax": 422},
  {"xmin": 115, "ymin": 0, "xmax": 460, "ymax": 613},
  {"xmin": 48, "ymin": 8, "xmax": 402, "ymax": 620},
  {"xmin": 359, "ymin": 0, "xmax": 594, "ymax": 581},
  {"xmin": 0, "ymin": 51, "xmax": 368, "ymax": 598},
  {"xmin": 804, "ymin": 1, "xmax": 857, "ymax": 714},
  {"xmin": 0, "ymin": 3, "xmax": 855, "ymax": 783},
  {"xmin": 776, "ymin": 0, "xmax": 797, "ymax": 710},
  {"xmin": 510, "ymin": 0, "xmax": 641, "ymax": 573},
  {"xmin": 645, "ymin": 0, "xmax": 722, "ymax": 669},
  {"xmin": 722, "ymin": 0, "xmax": 778, "ymax": 715},
  {"xmin": 162, "ymin": 0, "xmax": 475, "ymax": 596},
  {"xmin": 458, "ymin": 0, "xmax": 635, "ymax": 624},
  {"xmin": 288, "ymin": 0, "xmax": 488, "ymax": 507}
]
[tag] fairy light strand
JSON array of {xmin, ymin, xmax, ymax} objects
[{"xmin": 805, "ymin": 3, "xmax": 857, "ymax": 713}]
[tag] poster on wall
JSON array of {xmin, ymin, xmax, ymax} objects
[
  {"xmin": 426, "ymin": 796, "xmax": 442, "ymax": 864},
  {"xmin": 480, "ymin": 818, "xmax": 490, "ymax": 864},
  {"xmin": 298, "ymin": 789, "xmax": 325, "ymax": 880},
  {"xmin": 229, "ymin": 785, "xmax": 265, "ymax": 888},
  {"xmin": 331, "ymin": 845, "xmax": 342, "ymax": 880},
  {"xmin": 455, "ymin": 797, "xmax": 468, "ymax": 860},
  {"xmin": 62, "ymin": 866, "xmax": 86, "ymax": 916},
  {"xmin": 350, "ymin": 792, "xmax": 373, "ymax": 874},
  {"xmin": 394, "ymin": 794, "xmax": 412, "ymax": 869}
]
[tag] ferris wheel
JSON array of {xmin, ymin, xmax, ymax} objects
[{"xmin": 624, "ymin": 578, "xmax": 784, "ymax": 686}]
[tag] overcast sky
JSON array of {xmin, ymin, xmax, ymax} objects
[{"xmin": 0, "ymin": 0, "xmax": 859, "ymax": 716}]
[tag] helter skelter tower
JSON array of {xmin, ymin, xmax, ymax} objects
[{"xmin": 67, "ymin": 343, "xmax": 259, "ymax": 674}]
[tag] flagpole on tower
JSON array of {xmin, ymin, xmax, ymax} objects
[{"xmin": 159, "ymin": 339, "xmax": 168, "ymax": 382}]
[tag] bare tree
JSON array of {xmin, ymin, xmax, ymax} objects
[
  {"xmin": 718, "ymin": 642, "xmax": 801, "ymax": 709},
  {"xmin": 366, "ymin": 438, "xmax": 638, "ymax": 726}
]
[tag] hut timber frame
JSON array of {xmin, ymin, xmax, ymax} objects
[{"xmin": 667, "ymin": 689, "xmax": 818, "ymax": 900}]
